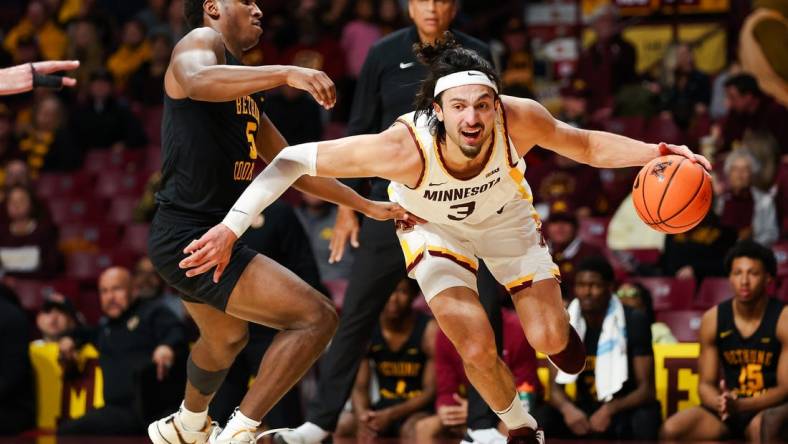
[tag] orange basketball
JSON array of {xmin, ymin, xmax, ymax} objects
[{"xmin": 632, "ymin": 155, "xmax": 713, "ymax": 234}]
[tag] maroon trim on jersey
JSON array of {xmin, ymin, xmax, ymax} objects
[
  {"xmin": 396, "ymin": 119, "xmax": 427, "ymax": 189},
  {"xmin": 427, "ymin": 249, "xmax": 478, "ymax": 274},
  {"xmin": 501, "ymin": 104, "xmax": 518, "ymax": 168}
]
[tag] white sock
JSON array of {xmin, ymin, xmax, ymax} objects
[
  {"xmin": 494, "ymin": 395, "xmax": 537, "ymax": 430},
  {"xmin": 178, "ymin": 401, "xmax": 208, "ymax": 432},
  {"xmin": 217, "ymin": 408, "xmax": 261, "ymax": 441},
  {"xmin": 291, "ymin": 422, "xmax": 329, "ymax": 442}
]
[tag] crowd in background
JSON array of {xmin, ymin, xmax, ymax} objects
[{"xmin": 0, "ymin": 0, "xmax": 787, "ymax": 440}]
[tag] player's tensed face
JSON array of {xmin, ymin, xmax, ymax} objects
[
  {"xmin": 435, "ymin": 85, "xmax": 497, "ymax": 159},
  {"xmin": 215, "ymin": 0, "xmax": 263, "ymax": 51},
  {"xmin": 729, "ymin": 256, "xmax": 770, "ymax": 303}
]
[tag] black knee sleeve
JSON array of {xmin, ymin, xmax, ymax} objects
[{"xmin": 187, "ymin": 354, "xmax": 230, "ymax": 395}]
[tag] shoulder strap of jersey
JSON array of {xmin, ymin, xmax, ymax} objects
[
  {"xmin": 761, "ymin": 298, "xmax": 786, "ymax": 338},
  {"xmin": 717, "ymin": 299, "xmax": 734, "ymax": 336}
]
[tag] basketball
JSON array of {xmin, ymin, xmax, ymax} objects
[{"xmin": 632, "ymin": 155, "xmax": 713, "ymax": 234}]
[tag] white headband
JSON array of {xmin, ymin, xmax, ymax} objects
[{"xmin": 434, "ymin": 70, "xmax": 498, "ymax": 97}]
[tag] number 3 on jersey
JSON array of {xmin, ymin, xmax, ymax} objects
[
  {"xmin": 448, "ymin": 202, "xmax": 476, "ymax": 221},
  {"xmin": 246, "ymin": 121, "xmax": 258, "ymax": 160}
]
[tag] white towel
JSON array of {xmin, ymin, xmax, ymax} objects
[{"xmin": 555, "ymin": 296, "xmax": 628, "ymax": 402}]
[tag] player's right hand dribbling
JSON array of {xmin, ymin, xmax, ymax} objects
[
  {"xmin": 179, "ymin": 224, "xmax": 238, "ymax": 283},
  {"xmin": 285, "ymin": 66, "xmax": 336, "ymax": 110}
]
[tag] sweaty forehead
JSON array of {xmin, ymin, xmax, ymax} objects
[{"xmin": 442, "ymin": 84, "xmax": 496, "ymax": 103}]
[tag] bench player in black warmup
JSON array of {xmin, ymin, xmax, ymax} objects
[
  {"xmin": 661, "ymin": 240, "xmax": 788, "ymax": 442},
  {"xmin": 146, "ymin": 1, "xmax": 407, "ymax": 443}
]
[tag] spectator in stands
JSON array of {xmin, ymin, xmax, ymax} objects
[
  {"xmin": 0, "ymin": 185, "xmax": 59, "ymax": 278},
  {"xmin": 558, "ymin": 78, "xmax": 593, "ymax": 130},
  {"xmin": 615, "ymin": 283, "xmax": 677, "ymax": 344},
  {"xmin": 660, "ymin": 241, "xmax": 788, "ymax": 442},
  {"xmin": 0, "ymin": 105, "xmax": 21, "ymax": 167},
  {"xmin": 741, "ymin": 129, "xmax": 781, "ymax": 191},
  {"xmin": 544, "ymin": 200, "xmax": 605, "ymax": 304},
  {"xmin": 534, "ymin": 257, "xmax": 661, "ymax": 440},
  {"xmin": 340, "ymin": 0, "xmax": 381, "ymax": 81},
  {"xmin": 128, "ymin": 31, "xmax": 172, "ymax": 107},
  {"xmin": 133, "ymin": 256, "xmax": 185, "ymax": 321},
  {"xmin": 415, "ymin": 308, "xmax": 542, "ymax": 442},
  {"xmin": 715, "ymin": 148, "xmax": 779, "ymax": 246},
  {"xmin": 336, "ymin": 276, "xmax": 436, "ymax": 440},
  {"xmin": 0, "ymin": 283, "xmax": 35, "ymax": 435},
  {"xmin": 660, "ymin": 43, "xmax": 711, "ymax": 130},
  {"xmin": 263, "ymin": 74, "xmax": 325, "ymax": 145},
  {"xmin": 34, "ymin": 292, "xmax": 82, "ymax": 343},
  {"xmin": 720, "ymin": 73, "xmax": 788, "ymax": 156},
  {"xmin": 378, "ymin": 0, "xmax": 405, "ymax": 35},
  {"xmin": 529, "ymin": 155, "xmax": 605, "ymax": 218},
  {"xmin": 3, "ymin": 0, "xmax": 68, "ymax": 61},
  {"xmin": 576, "ymin": 4, "xmax": 637, "ymax": 115},
  {"xmin": 3, "ymin": 159, "xmax": 31, "ymax": 189},
  {"xmin": 58, "ymin": 266, "xmax": 187, "ymax": 435},
  {"xmin": 662, "ymin": 211, "xmax": 738, "ymax": 282},
  {"xmin": 295, "ymin": 194, "xmax": 355, "ymax": 282},
  {"xmin": 72, "ymin": 69, "xmax": 148, "ymax": 151},
  {"xmin": 65, "ymin": 18, "xmax": 105, "ymax": 98},
  {"xmin": 134, "ymin": 0, "xmax": 169, "ymax": 36},
  {"xmin": 710, "ymin": 60, "xmax": 742, "ymax": 120},
  {"xmin": 18, "ymin": 93, "xmax": 81, "ymax": 175},
  {"xmin": 107, "ymin": 18, "xmax": 152, "ymax": 88},
  {"xmin": 500, "ymin": 17, "xmax": 534, "ymax": 99}
]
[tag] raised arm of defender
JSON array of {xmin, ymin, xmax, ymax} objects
[
  {"xmin": 166, "ymin": 27, "xmax": 336, "ymax": 107},
  {"xmin": 501, "ymin": 96, "xmax": 712, "ymax": 171}
]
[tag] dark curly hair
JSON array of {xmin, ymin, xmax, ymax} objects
[
  {"xmin": 724, "ymin": 240, "xmax": 777, "ymax": 277},
  {"xmin": 413, "ymin": 32, "xmax": 500, "ymax": 144},
  {"xmin": 184, "ymin": 0, "xmax": 206, "ymax": 30}
]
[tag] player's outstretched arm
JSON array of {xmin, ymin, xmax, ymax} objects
[
  {"xmin": 167, "ymin": 28, "xmax": 335, "ymax": 108},
  {"xmin": 0, "ymin": 61, "xmax": 80, "ymax": 95},
  {"xmin": 501, "ymin": 96, "xmax": 711, "ymax": 170},
  {"xmin": 179, "ymin": 124, "xmax": 421, "ymax": 282}
]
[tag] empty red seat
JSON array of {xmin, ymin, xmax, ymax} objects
[
  {"xmin": 629, "ymin": 276, "xmax": 696, "ymax": 311},
  {"xmin": 108, "ymin": 196, "xmax": 140, "ymax": 225},
  {"xmin": 656, "ymin": 310, "xmax": 705, "ymax": 342},
  {"xmin": 603, "ymin": 116, "xmax": 646, "ymax": 140},
  {"xmin": 645, "ymin": 115, "xmax": 685, "ymax": 145},
  {"xmin": 578, "ymin": 217, "xmax": 610, "ymax": 248},
  {"xmin": 694, "ymin": 277, "xmax": 734, "ymax": 309},
  {"xmin": 94, "ymin": 172, "xmax": 145, "ymax": 198},
  {"xmin": 47, "ymin": 198, "xmax": 104, "ymax": 224},
  {"xmin": 65, "ymin": 252, "xmax": 109, "ymax": 281},
  {"xmin": 10, "ymin": 278, "xmax": 81, "ymax": 312},
  {"xmin": 36, "ymin": 172, "xmax": 93, "ymax": 199},
  {"xmin": 778, "ymin": 279, "xmax": 788, "ymax": 302},
  {"xmin": 122, "ymin": 223, "xmax": 150, "ymax": 255},
  {"xmin": 773, "ymin": 242, "xmax": 788, "ymax": 278},
  {"xmin": 59, "ymin": 223, "xmax": 121, "ymax": 253}
]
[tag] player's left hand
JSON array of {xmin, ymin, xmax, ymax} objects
[
  {"xmin": 366, "ymin": 409, "xmax": 395, "ymax": 433},
  {"xmin": 179, "ymin": 224, "xmax": 238, "ymax": 283},
  {"xmin": 589, "ymin": 403, "xmax": 613, "ymax": 433},
  {"xmin": 152, "ymin": 345, "xmax": 174, "ymax": 381},
  {"xmin": 658, "ymin": 142, "xmax": 712, "ymax": 171}
]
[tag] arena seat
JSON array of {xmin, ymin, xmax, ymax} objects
[
  {"xmin": 94, "ymin": 171, "xmax": 146, "ymax": 198},
  {"xmin": 65, "ymin": 252, "xmax": 111, "ymax": 281},
  {"xmin": 629, "ymin": 276, "xmax": 695, "ymax": 311},
  {"xmin": 603, "ymin": 116, "xmax": 646, "ymax": 140},
  {"xmin": 578, "ymin": 216, "xmax": 610, "ymax": 248},
  {"xmin": 36, "ymin": 172, "xmax": 93, "ymax": 199},
  {"xmin": 10, "ymin": 278, "xmax": 81, "ymax": 312},
  {"xmin": 47, "ymin": 198, "xmax": 104, "ymax": 224},
  {"xmin": 694, "ymin": 277, "xmax": 734, "ymax": 309},
  {"xmin": 778, "ymin": 279, "xmax": 788, "ymax": 302},
  {"xmin": 656, "ymin": 309, "xmax": 704, "ymax": 342},
  {"xmin": 58, "ymin": 222, "xmax": 121, "ymax": 253},
  {"xmin": 107, "ymin": 196, "xmax": 140, "ymax": 225},
  {"xmin": 122, "ymin": 223, "xmax": 150, "ymax": 255},
  {"xmin": 773, "ymin": 242, "xmax": 788, "ymax": 279},
  {"xmin": 645, "ymin": 115, "xmax": 685, "ymax": 145}
]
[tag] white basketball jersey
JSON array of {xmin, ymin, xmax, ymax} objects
[{"xmin": 388, "ymin": 109, "xmax": 536, "ymax": 226}]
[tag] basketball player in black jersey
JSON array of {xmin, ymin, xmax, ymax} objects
[
  {"xmin": 661, "ymin": 241, "xmax": 788, "ymax": 442},
  {"xmin": 339, "ymin": 276, "xmax": 437, "ymax": 440},
  {"xmin": 146, "ymin": 1, "xmax": 408, "ymax": 443}
]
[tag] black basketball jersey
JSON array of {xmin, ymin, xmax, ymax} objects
[
  {"xmin": 716, "ymin": 298, "xmax": 784, "ymax": 398},
  {"xmin": 157, "ymin": 50, "xmax": 264, "ymax": 224},
  {"xmin": 369, "ymin": 313, "xmax": 430, "ymax": 408}
]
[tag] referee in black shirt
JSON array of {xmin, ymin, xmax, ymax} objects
[{"xmin": 276, "ymin": 1, "xmax": 506, "ymax": 442}]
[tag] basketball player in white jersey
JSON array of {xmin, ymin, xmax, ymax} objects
[{"xmin": 180, "ymin": 35, "xmax": 711, "ymax": 443}]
